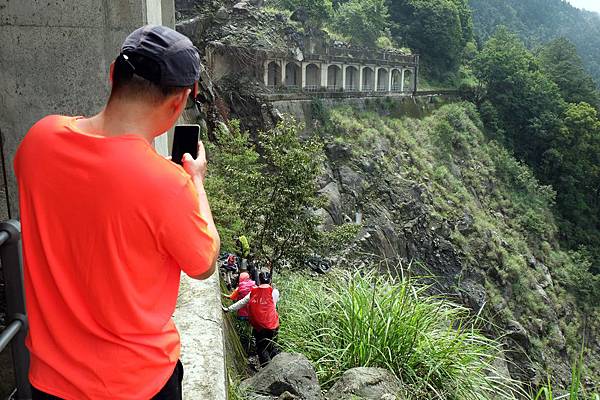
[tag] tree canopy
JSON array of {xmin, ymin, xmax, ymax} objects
[{"xmin": 332, "ymin": 0, "xmax": 389, "ymax": 47}]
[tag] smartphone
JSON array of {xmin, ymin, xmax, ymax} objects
[{"xmin": 171, "ymin": 124, "xmax": 200, "ymax": 165}]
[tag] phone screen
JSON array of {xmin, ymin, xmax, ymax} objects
[{"xmin": 171, "ymin": 125, "xmax": 200, "ymax": 165}]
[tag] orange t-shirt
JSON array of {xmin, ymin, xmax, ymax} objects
[{"xmin": 14, "ymin": 115, "xmax": 216, "ymax": 399}]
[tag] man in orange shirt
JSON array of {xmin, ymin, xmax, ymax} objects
[{"xmin": 14, "ymin": 25, "xmax": 220, "ymax": 399}]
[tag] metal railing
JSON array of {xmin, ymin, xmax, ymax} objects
[{"xmin": 0, "ymin": 220, "xmax": 31, "ymax": 400}]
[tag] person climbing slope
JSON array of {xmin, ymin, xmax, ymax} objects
[
  {"xmin": 223, "ymin": 271, "xmax": 280, "ymax": 367},
  {"xmin": 224, "ymin": 272, "xmax": 256, "ymax": 320}
]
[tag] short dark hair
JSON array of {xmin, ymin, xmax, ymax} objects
[
  {"xmin": 109, "ymin": 53, "xmax": 193, "ymax": 104},
  {"xmin": 258, "ymin": 272, "xmax": 271, "ymax": 285}
]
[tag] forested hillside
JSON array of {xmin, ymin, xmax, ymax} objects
[
  {"xmin": 468, "ymin": 0, "xmax": 600, "ymax": 86},
  {"xmin": 177, "ymin": 0, "xmax": 600, "ymax": 396}
]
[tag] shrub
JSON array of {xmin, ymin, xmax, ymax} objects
[{"xmin": 277, "ymin": 268, "xmax": 522, "ymax": 399}]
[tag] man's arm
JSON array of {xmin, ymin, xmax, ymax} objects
[
  {"xmin": 189, "ymin": 176, "xmax": 220, "ymax": 280},
  {"xmin": 183, "ymin": 141, "xmax": 221, "ymax": 280}
]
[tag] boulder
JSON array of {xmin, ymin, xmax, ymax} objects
[
  {"xmin": 241, "ymin": 353, "xmax": 322, "ymax": 400},
  {"xmin": 318, "ymin": 182, "xmax": 343, "ymax": 225},
  {"xmin": 214, "ymin": 6, "xmax": 229, "ymax": 23},
  {"xmin": 175, "ymin": 16, "xmax": 208, "ymax": 40},
  {"xmin": 325, "ymin": 367, "xmax": 403, "ymax": 400}
]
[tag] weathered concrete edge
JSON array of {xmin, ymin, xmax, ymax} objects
[{"xmin": 174, "ymin": 272, "xmax": 227, "ymax": 400}]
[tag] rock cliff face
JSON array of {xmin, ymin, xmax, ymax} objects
[{"xmin": 314, "ymin": 102, "xmax": 599, "ymax": 387}]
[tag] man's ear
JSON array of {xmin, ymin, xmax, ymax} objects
[{"xmin": 169, "ymin": 88, "xmax": 191, "ymax": 116}]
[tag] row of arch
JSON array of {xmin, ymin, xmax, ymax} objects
[{"xmin": 264, "ymin": 61, "xmax": 415, "ymax": 93}]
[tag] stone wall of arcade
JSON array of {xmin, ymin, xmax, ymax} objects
[{"xmin": 263, "ymin": 59, "xmax": 418, "ymax": 93}]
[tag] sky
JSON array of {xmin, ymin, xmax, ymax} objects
[{"xmin": 567, "ymin": 0, "xmax": 600, "ymax": 14}]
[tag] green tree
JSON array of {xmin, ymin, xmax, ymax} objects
[
  {"xmin": 472, "ymin": 27, "xmax": 565, "ymax": 167},
  {"xmin": 388, "ymin": 0, "xmax": 474, "ymax": 79},
  {"xmin": 332, "ymin": 0, "xmax": 389, "ymax": 46},
  {"xmin": 274, "ymin": 0, "xmax": 333, "ymax": 27},
  {"xmin": 249, "ymin": 118, "xmax": 324, "ymax": 267},
  {"xmin": 546, "ymin": 102, "xmax": 600, "ymax": 247},
  {"xmin": 205, "ymin": 118, "xmax": 324, "ymax": 268},
  {"xmin": 537, "ymin": 37, "xmax": 600, "ymax": 107},
  {"xmin": 204, "ymin": 121, "xmax": 262, "ymax": 251}
]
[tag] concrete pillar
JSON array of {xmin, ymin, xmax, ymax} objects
[
  {"xmin": 358, "ymin": 66, "xmax": 364, "ymax": 92},
  {"xmin": 321, "ymin": 63, "xmax": 328, "ymax": 90},
  {"xmin": 388, "ymin": 68, "xmax": 393, "ymax": 92},
  {"xmin": 279, "ymin": 60, "xmax": 285, "ymax": 87},
  {"xmin": 341, "ymin": 65, "xmax": 346, "ymax": 91},
  {"xmin": 301, "ymin": 62, "xmax": 307, "ymax": 89},
  {"xmin": 413, "ymin": 63, "xmax": 419, "ymax": 95},
  {"xmin": 401, "ymin": 69, "xmax": 405, "ymax": 92},
  {"xmin": 264, "ymin": 60, "xmax": 269, "ymax": 86}
]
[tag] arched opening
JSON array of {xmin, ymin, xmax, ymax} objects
[
  {"xmin": 305, "ymin": 63, "xmax": 321, "ymax": 91},
  {"xmin": 391, "ymin": 69, "xmax": 402, "ymax": 92},
  {"xmin": 267, "ymin": 61, "xmax": 281, "ymax": 88},
  {"xmin": 403, "ymin": 69, "xmax": 413, "ymax": 92},
  {"xmin": 362, "ymin": 67, "xmax": 374, "ymax": 91},
  {"xmin": 285, "ymin": 62, "xmax": 301, "ymax": 88},
  {"xmin": 345, "ymin": 66, "xmax": 359, "ymax": 91},
  {"xmin": 327, "ymin": 65, "xmax": 343, "ymax": 91},
  {"xmin": 377, "ymin": 68, "xmax": 389, "ymax": 91}
]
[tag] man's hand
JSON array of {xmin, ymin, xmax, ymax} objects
[
  {"xmin": 222, "ymin": 305, "xmax": 230, "ymax": 313},
  {"xmin": 182, "ymin": 141, "xmax": 207, "ymax": 182}
]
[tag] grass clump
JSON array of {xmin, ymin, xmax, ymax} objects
[{"xmin": 277, "ymin": 268, "xmax": 521, "ymax": 399}]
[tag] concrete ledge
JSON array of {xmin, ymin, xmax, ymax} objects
[{"xmin": 174, "ymin": 272, "xmax": 227, "ymax": 400}]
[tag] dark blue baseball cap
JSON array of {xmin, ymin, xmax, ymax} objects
[{"xmin": 120, "ymin": 25, "xmax": 200, "ymax": 87}]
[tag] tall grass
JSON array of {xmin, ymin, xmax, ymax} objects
[
  {"xmin": 277, "ymin": 269, "xmax": 522, "ymax": 399},
  {"xmin": 533, "ymin": 348, "xmax": 600, "ymax": 400}
]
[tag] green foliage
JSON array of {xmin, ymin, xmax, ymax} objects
[
  {"xmin": 205, "ymin": 118, "xmax": 324, "ymax": 266},
  {"xmin": 278, "ymin": 269, "xmax": 521, "ymax": 399},
  {"xmin": 469, "ymin": 0, "xmax": 600, "ymax": 87},
  {"xmin": 332, "ymin": 0, "xmax": 389, "ymax": 46},
  {"xmin": 271, "ymin": 0, "xmax": 333, "ymax": 27},
  {"xmin": 537, "ymin": 38, "xmax": 600, "ymax": 107},
  {"xmin": 205, "ymin": 121, "xmax": 261, "ymax": 251},
  {"xmin": 248, "ymin": 118, "xmax": 325, "ymax": 267},
  {"xmin": 318, "ymin": 223, "xmax": 361, "ymax": 255},
  {"xmin": 473, "ymin": 27, "xmax": 600, "ymax": 255},
  {"xmin": 388, "ymin": 0, "xmax": 474, "ymax": 79},
  {"xmin": 323, "ymin": 103, "xmax": 600, "ymax": 382}
]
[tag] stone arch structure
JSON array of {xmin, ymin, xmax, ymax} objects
[
  {"xmin": 362, "ymin": 67, "xmax": 375, "ymax": 91},
  {"xmin": 377, "ymin": 67, "xmax": 389, "ymax": 91},
  {"xmin": 285, "ymin": 62, "xmax": 301, "ymax": 88},
  {"xmin": 267, "ymin": 61, "xmax": 281, "ymax": 87},
  {"xmin": 345, "ymin": 66, "xmax": 360, "ymax": 91},
  {"xmin": 391, "ymin": 68, "xmax": 402, "ymax": 92},
  {"xmin": 305, "ymin": 63, "xmax": 321, "ymax": 91},
  {"xmin": 327, "ymin": 64, "xmax": 343, "ymax": 90},
  {"xmin": 403, "ymin": 69, "xmax": 413, "ymax": 92}
]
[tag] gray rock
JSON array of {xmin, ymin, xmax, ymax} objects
[
  {"xmin": 338, "ymin": 165, "xmax": 365, "ymax": 198},
  {"xmin": 326, "ymin": 367, "xmax": 402, "ymax": 400},
  {"xmin": 214, "ymin": 6, "xmax": 229, "ymax": 23},
  {"xmin": 241, "ymin": 353, "xmax": 322, "ymax": 400},
  {"xmin": 233, "ymin": 1, "xmax": 252, "ymax": 11},
  {"xmin": 318, "ymin": 182, "xmax": 343, "ymax": 225},
  {"xmin": 175, "ymin": 16, "xmax": 208, "ymax": 40}
]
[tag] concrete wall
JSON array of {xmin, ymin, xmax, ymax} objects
[
  {"xmin": 0, "ymin": 0, "xmax": 177, "ymax": 219},
  {"xmin": 173, "ymin": 273, "xmax": 227, "ymax": 400},
  {"xmin": 0, "ymin": 2, "xmax": 229, "ymax": 399}
]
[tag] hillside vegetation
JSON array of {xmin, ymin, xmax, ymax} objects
[{"xmin": 468, "ymin": 0, "xmax": 600, "ymax": 86}]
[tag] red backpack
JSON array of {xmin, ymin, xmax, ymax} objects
[{"xmin": 248, "ymin": 286, "xmax": 280, "ymax": 331}]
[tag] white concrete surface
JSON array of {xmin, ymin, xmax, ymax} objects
[{"xmin": 174, "ymin": 272, "xmax": 227, "ymax": 400}]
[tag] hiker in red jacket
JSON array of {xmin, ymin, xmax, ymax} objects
[
  {"xmin": 224, "ymin": 271, "xmax": 280, "ymax": 366},
  {"xmin": 224, "ymin": 272, "xmax": 256, "ymax": 320}
]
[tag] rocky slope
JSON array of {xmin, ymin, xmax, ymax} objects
[{"xmin": 314, "ymin": 101, "xmax": 599, "ymax": 389}]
